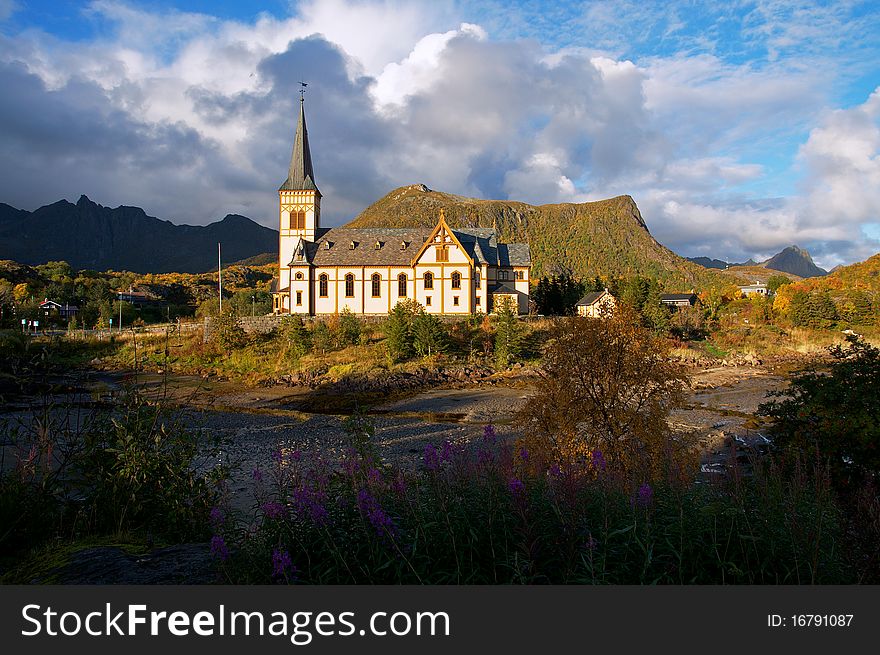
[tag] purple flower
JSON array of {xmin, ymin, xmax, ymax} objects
[
  {"xmin": 440, "ymin": 439, "xmax": 454, "ymax": 462},
  {"xmin": 423, "ymin": 444, "xmax": 440, "ymax": 471},
  {"xmin": 271, "ymin": 547, "xmax": 297, "ymax": 581},
  {"xmin": 391, "ymin": 472, "xmax": 407, "ymax": 496},
  {"xmin": 272, "ymin": 447, "xmax": 284, "ymax": 463},
  {"xmin": 289, "ymin": 450, "xmax": 302, "ymax": 462},
  {"xmin": 591, "ymin": 449, "xmax": 606, "ymax": 471},
  {"xmin": 367, "ymin": 467, "xmax": 382, "ymax": 486},
  {"xmin": 508, "ymin": 477, "xmax": 525, "ymax": 495},
  {"xmin": 634, "ymin": 482, "xmax": 653, "ymax": 508},
  {"xmin": 549, "ymin": 464, "xmax": 562, "ymax": 477},
  {"xmin": 292, "ymin": 485, "xmax": 328, "ymax": 524},
  {"xmin": 356, "ymin": 488, "xmax": 397, "ymax": 539},
  {"xmin": 251, "ymin": 467, "xmax": 263, "ymax": 482},
  {"xmin": 209, "ymin": 506, "xmax": 225, "ymax": 526},
  {"xmin": 519, "ymin": 447, "xmax": 529, "ymax": 461},
  {"xmin": 261, "ymin": 501, "xmax": 285, "ymax": 519},
  {"xmin": 483, "ymin": 423, "xmax": 497, "ymax": 444},
  {"xmin": 210, "ymin": 535, "xmax": 229, "ymax": 562},
  {"xmin": 585, "ymin": 534, "xmax": 598, "ymax": 551}
]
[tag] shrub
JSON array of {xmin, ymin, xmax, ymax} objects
[
  {"xmin": 279, "ymin": 315, "xmax": 312, "ymax": 361},
  {"xmin": 210, "ymin": 308, "xmax": 247, "ymax": 350},
  {"xmin": 516, "ymin": 306, "xmax": 691, "ymax": 477},
  {"xmin": 412, "ymin": 312, "xmax": 447, "ymax": 357}
]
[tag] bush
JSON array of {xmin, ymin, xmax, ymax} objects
[
  {"xmin": 760, "ymin": 335, "xmax": 880, "ymax": 490},
  {"xmin": 210, "ymin": 309, "xmax": 247, "ymax": 350},
  {"xmin": 279, "ymin": 315, "xmax": 312, "ymax": 361},
  {"xmin": 412, "ymin": 312, "xmax": 447, "ymax": 357},
  {"xmin": 516, "ymin": 307, "xmax": 691, "ymax": 477}
]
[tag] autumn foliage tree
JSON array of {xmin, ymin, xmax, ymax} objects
[{"xmin": 517, "ymin": 306, "xmax": 693, "ymax": 479}]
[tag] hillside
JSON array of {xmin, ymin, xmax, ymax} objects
[
  {"xmin": 0, "ymin": 196, "xmax": 277, "ymax": 274},
  {"xmin": 722, "ymin": 266, "xmax": 802, "ymax": 285},
  {"xmin": 347, "ymin": 184, "xmax": 727, "ymax": 290}
]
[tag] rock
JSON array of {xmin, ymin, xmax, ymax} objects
[{"xmin": 45, "ymin": 543, "xmax": 218, "ymax": 584}]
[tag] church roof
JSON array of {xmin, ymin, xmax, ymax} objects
[
  {"xmin": 280, "ymin": 99, "xmax": 320, "ymax": 194},
  {"xmin": 294, "ymin": 226, "xmax": 530, "ymax": 268}
]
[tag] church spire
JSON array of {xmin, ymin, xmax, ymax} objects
[{"xmin": 280, "ymin": 96, "xmax": 320, "ymax": 195}]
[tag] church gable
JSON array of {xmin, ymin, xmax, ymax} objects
[{"xmin": 410, "ymin": 212, "xmax": 473, "ymax": 267}]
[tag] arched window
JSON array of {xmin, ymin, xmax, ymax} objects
[
  {"xmin": 319, "ymin": 273, "xmax": 328, "ymax": 298},
  {"xmin": 371, "ymin": 273, "xmax": 381, "ymax": 297},
  {"xmin": 451, "ymin": 271, "xmax": 461, "ymax": 289},
  {"xmin": 424, "ymin": 272, "xmax": 433, "ymax": 289},
  {"xmin": 295, "ymin": 271, "xmax": 304, "ymax": 280},
  {"xmin": 398, "ymin": 273, "xmax": 407, "ymax": 297},
  {"xmin": 345, "ymin": 273, "xmax": 355, "ymax": 298}
]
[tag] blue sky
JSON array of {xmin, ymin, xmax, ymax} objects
[{"xmin": 1, "ymin": 0, "xmax": 879, "ymax": 267}]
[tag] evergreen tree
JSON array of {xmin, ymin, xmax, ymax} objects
[
  {"xmin": 337, "ymin": 307, "xmax": 362, "ymax": 346},
  {"xmin": 412, "ymin": 312, "xmax": 447, "ymax": 357},
  {"xmin": 311, "ymin": 320, "xmax": 334, "ymax": 354},
  {"xmin": 384, "ymin": 299, "xmax": 420, "ymax": 362},
  {"xmin": 493, "ymin": 296, "xmax": 526, "ymax": 368},
  {"xmin": 280, "ymin": 315, "xmax": 312, "ymax": 360}
]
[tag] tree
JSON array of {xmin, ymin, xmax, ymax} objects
[
  {"xmin": 412, "ymin": 312, "xmax": 447, "ymax": 357},
  {"xmin": 493, "ymin": 296, "xmax": 526, "ymax": 368},
  {"xmin": 311, "ymin": 320, "xmax": 334, "ymax": 354},
  {"xmin": 337, "ymin": 308, "xmax": 362, "ymax": 347},
  {"xmin": 210, "ymin": 309, "xmax": 247, "ymax": 350},
  {"xmin": 230, "ymin": 290, "xmax": 272, "ymax": 317},
  {"xmin": 767, "ymin": 274, "xmax": 792, "ymax": 294},
  {"xmin": 532, "ymin": 273, "xmax": 585, "ymax": 315},
  {"xmin": 516, "ymin": 306, "xmax": 690, "ymax": 476},
  {"xmin": 384, "ymin": 299, "xmax": 421, "ymax": 362},
  {"xmin": 789, "ymin": 291, "xmax": 838, "ymax": 329},
  {"xmin": 759, "ymin": 336, "xmax": 880, "ymax": 490},
  {"xmin": 279, "ymin": 315, "xmax": 312, "ymax": 360}
]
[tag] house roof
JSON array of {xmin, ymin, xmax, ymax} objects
[
  {"xmin": 279, "ymin": 98, "xmax": 320, "ymax": 195},
  {"xmin": 660, "ymin": 293, "xmax": 697, "ymax": 302},
  {"xmin": 576, "ymin": 291, "xmax": 607, "ymax": 306},
  {"xmin": 497, "ymin": 243, "xmax": 531, "ymax": 267},
  {"xmin": 490, "ymin": 283, "xmax": 521, "ymax": 295}
]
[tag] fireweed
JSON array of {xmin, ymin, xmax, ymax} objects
[{"xmin": 222, "ymin": 425, "xmax": 854, "ymax": 584}]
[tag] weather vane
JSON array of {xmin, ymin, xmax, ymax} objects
[{"xmin": 299, "ymin": 81, "xmax": 308, "ymax": 101}]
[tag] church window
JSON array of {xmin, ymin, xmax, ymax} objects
[
  {"xmin": 290, "ymin": 211, "xmax": 306, "ymax": 230},
  {"xmin": 436, "ymin": 245, "xmax": 449, "ymax": 262},
  {"xmin": 515, "ymin": 270, "xmax": 524, "ymax": 280},
  {"xmin": 425, "ymin": 296, "xmax": 432, "ymax": 306},
  {"xmin": 453, "ymin": 296, "xmax": 459, "ymax": 306},
  {"xmin": 371, "ymin": 273, "xmax": 381, "ymax": 297},
  {"xmin": 295, "ymin": 272, "xmax": 304, "ymax": 280},
  {"xmin": 451, "ymin": 271, "xmax": 461, "ymax": 289},
  {"xmin": 296, "ymin": 291, "xmax": 302, "ymax": 306},
  {"xmin": 475, "ymin": 271, "xmax": 481, "ymax": 289},
  {"xmin": 398, "ymin": 273, "xmax": 407, "ymax": 297},
  {"xmin": 319, "ymin": 274, "xmax": 328, "ymax": 297},
  {"xmin": 424, "ymin": 272, "xmax": 433, "ymax": 289},
  {"xmin": 345, "ymin": 274, "xmax": 355, "ymax": 297},
  {"xmin": 499, "ymin": 270, "xmax": 509, "ymax": 281}
]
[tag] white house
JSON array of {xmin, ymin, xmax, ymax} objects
[
  {"xmin": 576, "ymin": 290, "xmax": 616, "ymax": 317},
  {"xmin": 271, "ymin": 98, "xmax": 531, "ymax": 316},
  {"xmin": 739, "ymin": 283, "xmax": 769, "ymax": 296}
]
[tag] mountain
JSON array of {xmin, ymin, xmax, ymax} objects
[
  {"xmin": 688, "ymin": 246, "xmax": 827, "ymax": 278},
  {"xmin": 347, "ymin": 184, "xmax": 726, "ymax": 289},
  {"xmin": 0, "ymin": 196, "xmax": 277, "ymax": 273},
  {"xmin": 687, "ymin": 256, "xmax": 730, "ymax": 270},
  {"xmin": 763, "ymin": 246, "xmax": 827, "ymax": 278}
]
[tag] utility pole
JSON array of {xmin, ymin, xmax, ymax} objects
[{"xmin": 218, "ymin": 242, "xmax": 223, "ymax": 314}]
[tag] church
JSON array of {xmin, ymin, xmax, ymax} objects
[{"xmin": 271, "ymin": 98, "xmax": 531, "ymax": 316}]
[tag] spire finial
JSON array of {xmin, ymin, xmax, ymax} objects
[
  {"xmin": 299, "ymin": 80, "xmax": 308, "ymax": 101},
  {"xmin": 439, "ymin": 208, "xmax": 445, "ymax": 222}
]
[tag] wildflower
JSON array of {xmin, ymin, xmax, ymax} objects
[
  {"xmin": 251, "ymin": 467, "xmax": 263, "ymax": 482},
  {"xmin": 585, "ymin": 534, "xmax": 598, "ymax": 551},
  {"xmin": 440, "ymin": 439, "xmax": 454, "ymax": 463},
  {"xmin": 483, "ymin": 423, "xmax": 497, "ymax": 444},
  {"xmin": 519, "ymin": 447, "xmax": 529, "ymax": 461},
  {"xmin": 271, "ymin": 547, "xmax": 297, "ymax": 581},
  {"xmin": 289, "ymin": 450, "xmax": 302, "ymax": 462},
  {"xmin": 272, "ymin": 446, "xmax": 284, "ymax": 463},
  {"xmin": 508, "ymin": 477, "xmax": 525, "ymax": 495},
  {"xmin": 292, "ymin": 485, "xmax": 328, "ymax": 524},
  {"xmin": 391, "ymin": 472, "xmax": 407, "ymax": 496},
  {"xmin": 261, "ymin": 501, "xmax": 285, "ymax": 519},
  {"xmin": 210, "ymin": 535, "xmax": 229, "ymax": 562},
  {"xmin": 209, "ymin": 506, "xmax": 225, "ymax": 526},
  {"xmin": 549, "ymin": 464, "xmax": 562, "ymax": 477},
  {"xmin": 591, "ymin": 449, "xmax": 606, "ymax": 471},
  {"xmin": 367, "ymin": 467, "xmax": 382, "ymax": 486},
  {"xmin": 423, "ymin": 444, "xmax": 440, "ymax": 471},
  {"xmin": 356, "ymin": 488, "xmax": 397, "ymax": 539},
  {"xmin": 634, "ymin": 482, "xmax": 653, "ymax": 508}
]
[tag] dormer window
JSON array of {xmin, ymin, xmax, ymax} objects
[
  {"xmin": 294, "ymin": 244, "xmax": 304, "ymax": 262},
  {"xmin": 324, "ymin": 241, "xmax": 331, "ymax": 250},
  {"xmin": 374, "ymin": 240, "xmax": 382, "ymax": 250},
  {"xmin": 349, "ymin": 241, "xmax": 357, "ymax": 250},
  {"xmin": 400, "ymin": 241, "xmax": 407, "ymax": 250}
]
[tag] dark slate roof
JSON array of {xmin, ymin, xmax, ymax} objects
[
  {"xmin": 576, "ymin": 291, "xmax": 605, "ymax": 306},
  {"xmin": 295, "ymin": 226, "xmax": 532, "ymax": 268},
  {"xmin": 280, "ymin": 99, "xmax": 320, "ymax": 195},
  {"xmin": 497, "ymin": 243, "xmax": 531, "ymax": 267},
  {"xmin": 660, "ymin": 293, "xmax": 697, "ymax": 302},
  {"xmin": 490, "ymin": 283, "xmax": 522, "ymax": 294}
]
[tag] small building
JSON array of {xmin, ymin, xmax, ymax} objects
[
  {"xmin": 576, "ymin": 289, "xmax": 616, "ymax": 317},
  {"xmin": 660, "ymin": 293, "xmax": 698, "ymax": 308},
  {"xmin": 116, "ymin": 289, "xmax": 160, "ymax": 307},
  {"xmin": 39, "ymin": 299, "xmax": 79, "ymax": 320},
  {"xmin": 739, "ymin": 282, "xmax": 769, "ymax": 296}
]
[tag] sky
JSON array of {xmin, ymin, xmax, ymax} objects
[{"xmin": 1, "ymin": 1, "xmax": 879, "ymax": 268}]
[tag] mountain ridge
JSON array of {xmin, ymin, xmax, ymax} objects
[
  {"xmin": 688, "ymin": 245, "xmax": 827, "ymax": 278},
  {"xmin": 0, "ymin": 196, "xmax": 277, "ymax": 274}
]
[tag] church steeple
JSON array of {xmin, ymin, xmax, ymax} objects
[{"xmin": 280, "ymin": 97, "xmax": 321, "ymax": 195}]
